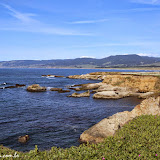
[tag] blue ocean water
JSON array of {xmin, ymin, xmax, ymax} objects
[{"xmin": 0, "ymin": 68, "xmax": 145, "ymax": 151}]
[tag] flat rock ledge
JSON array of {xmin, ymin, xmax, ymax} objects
[
  {"xmin": 93, "ymin": 91, "xmax": 132, "ymax": 99},
  {"xmin": 50, "ymin": 88, "xmax": 63, "ymax": 91},
  {"xmin": 58, "ymin": 89, "xmax": 70, "ymax": 93},
  {"xmin": 27, "ymin": 84, "xmax": 46, "ymax": 92},
  {"xmin": 68, "ymin": 90, "xmax": 90, "ymax": 97},
  {"xmin": 93, "ymin": 90, "xmax": 155, "ymax": 99},
  {"xmin": 69, "ymin": 82, "xmax": 155, "ymax": 99},
  {"xmin": 80, "ymin": 96, "xmax": 160, "ymax": 143},
  {"xmin": 73, "ymin": 83, "xmax": 102, "ymax": 91}
]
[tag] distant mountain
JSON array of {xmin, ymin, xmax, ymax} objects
[
  {"xmin": 0, "ymin": 54, "xmax": 160, "ymax": 68},
  {"xmin": 98, "ymin": 54, "xmax": 160, "ymax": 67}
]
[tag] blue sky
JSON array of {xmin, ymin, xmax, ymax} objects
[{"xmin": 0, "ymin": 0, "xmax": 160, "ymax": 60}]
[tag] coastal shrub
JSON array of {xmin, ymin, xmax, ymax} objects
[
  {"xmin": 154, "ymin": 77, "xmax": 160, "ymax": 90},
  {"xmin": 113, "ymin": 80, "xmax": 125, "ymax": 86},
  {"xmin": 125, "ymin": 76, "xmax": 132, "ymax": 81},
  {"xmin": 0, "ymin": 115, "xmax": 160, "ymax": 159}
]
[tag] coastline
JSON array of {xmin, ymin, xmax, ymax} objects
[
  {"xmin": 0, "ymin": 66, "xmax": 160, "ymax": 71},
  {"xmin": 1, "ymin": 70, "xmax": 160, "ymax": 159}
]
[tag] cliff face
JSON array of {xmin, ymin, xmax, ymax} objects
[
  {"xmin": 102, "ymin": 75, "xmax": 159, "ymax": 92},
  {"xmin": 68, "ymin": 72, "xmax": 160, "ymax": 93}
]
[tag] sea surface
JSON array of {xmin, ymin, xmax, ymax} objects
[{"xmin": 0, "ymin": 68, "xmax": 152, "ymax": 152}]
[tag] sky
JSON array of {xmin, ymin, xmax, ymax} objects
[{"xmin": 0, "ymin": 0, "xmax": 160, "ymax": 60}]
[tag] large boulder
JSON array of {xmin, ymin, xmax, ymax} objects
[
  {"xmin": 80, "ymin": 96, "xmax": 160, "ymax": 143},
  {"xmin": 68, "ymin": 90, "xmax": 90, "ymax": 97},
  {"xmin": 27, "ymin": 84, "xmax": 46, "ymax": 92},
  {"xmin": 18, "ymin": 135, "xmax": 29, "ymax": 143}
]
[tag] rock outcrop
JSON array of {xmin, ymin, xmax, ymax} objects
[
  {"xmin": 68, "ymin": 72, "xmax": 160, "ymax": 99},
  {"xmin": 94, "ymin": 84, "xmax": 138, "ymax": 92},
  {"xmin": 91, "ymin": 73, "xmax": 160, "ymax": 99},
  {"xmin": 54, "ymin": 75, "xmax": 64, "ymax": 78},
  {"xmin": 93, "ymin": 91, "xmax": 132, "ymax": 99},
  {"xmin": 15, "ymin": 84, "xmax": 26, "ymax": 87},
  {"xmin": 67, "ymin": 74, "xmax": 104, "ymax": 80},
  {"xmin": 68, "ymin": 90, "xmax": 90, "ymax": 97},
  {"xmin": 72, "ymin": 83, "xmax": 102, "ymax": 91},
  {"xmin": 93, "ymin": 87, "xmax": 155, "ymax": 99},
  {"xmin": 80, "ymin": 96, "xmax": 160, "ymax": 143},
  {"xmin": 50, "ymin": 88, "xmax": 63, "ymax": 91},
  {"xmin": 68, "ymin": 72, "xmax": 160, "ymax": 82},
  {"xmin": 27, "ymin": 84, "xmax": 46, "ymax": 92},
  {"xmin": 18, "ymin": 135, "xmax": 30, "ymax": 143},
  {"xmin": 102, "ymin": 74, "xmax": 159, "ymax": 92},
  {"xmin": 131, "ymin": 92, "xmax": 155, "ymax": 99},
  {"xmin": 0, "ymin": 84, "xmax": 26, "ymax": 89},
  {"xmin": 58, "ymin": 89, "xmax": 70, "ymax": 93}
]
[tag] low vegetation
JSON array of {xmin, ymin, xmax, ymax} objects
[
  {"xmin": 0, "ymin": 115, "xmax": 160, "ymax": 159},
  {"xmin": 113, "ymin": 80, "xmax": 125, "ymax": 86}
]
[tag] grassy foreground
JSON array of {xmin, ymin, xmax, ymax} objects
[{"xmin": 0, "ymin": 115, "xmax": 160, "ymax": 160}]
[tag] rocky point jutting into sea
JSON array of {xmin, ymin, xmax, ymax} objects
[
  {"xmin": 67, "ymin": 71, "xmax": 160, "ymax": 143},
  {"xmin": 38, "ymin": 71, "xmax": 160, "ymax": 144},
  {"xmin": 67, "ymin": 71, "xmax": 160, "ymax": 99}
]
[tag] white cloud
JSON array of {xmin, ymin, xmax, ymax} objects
[
  {"xmin": 80, "ymin": 56, "xmax": 96, "ymax": 58},
  {"xmin": 0, "ymin": 4, "xmax": 92, "ymax": 36},
  {"xmin": 71, "ymin": 42, "xmax": 152, "ymax": 48},
  {"xmin": 130, "ymin": 0, "xmax": 160, "ymax": 5},
  {"xmin": 71, "ymin": 41, "xmax": 160, "ymax": 48},
  {"xmin": 0, "ymin": 26, "xmax": 92, "ymax": 36},
  {"xmin": 137, "ymin": 53, "xmax": 152, "ymax": 56},
  {"xmin": 113, "ymin": 7, "xmax": 160, "ymax": 13},
  {"xmin": 1, "ymin": 4, "xmax": 37, "ymax": 24},
  {"xmin": 122, "ymin": 53, "xmax": 160, "ymax": 57},
  {"xmin": 137, "ymin": 53, "xmax": 160, "ymax": 57},
  {"xmin": 70, "ymin": 19, "xmax": 109, "ymax": 24}
]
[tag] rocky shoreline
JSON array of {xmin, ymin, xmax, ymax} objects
[
  {"xmin": 80, "ymin": 96, "xmax": 160, "ymax": 143},
  {"xmin": 21, "ymin": 71, "xmax": 160, "ymax": 144},
  {"xmin": 66, "ymin": 72, "xmax": 160, "ymax": 143},
  {"xmin": 58, "ymin": 71, "xmax": 160, "ymax": 143},
  {"xmin": 1, "ymin": 71, "xmax": 160, "ymax": 152}
]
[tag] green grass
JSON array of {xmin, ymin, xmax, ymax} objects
[{"xmin": 1, "ymin": 115, "xmax": 160, "ymax": 159}]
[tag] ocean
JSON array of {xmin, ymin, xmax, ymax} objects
[{"xmin": 0, "ymin": 68, "xmax": 145, "ymax": 151}]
